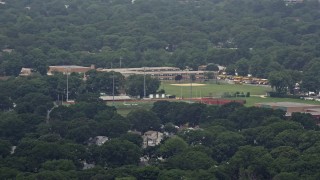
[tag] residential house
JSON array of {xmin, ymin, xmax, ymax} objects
[
  {"xmin": 19, "ymin": 68, "xmax": 33, "ymax": 77},
  {"xmin": 88, "ymin": 136, "xmax": 109, "ymax": 146},
  {"xmin": 142, "ymin": 131, "xmax": 164, "ymax": 148}
]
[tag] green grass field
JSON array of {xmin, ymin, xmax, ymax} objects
[
  {"xmin": 161, "ymin": 82, "xmax": 272, "ymax": 98},
  {"xmin": 162, "ymin": 82, "xmax": 320, "ymax": 105},
  {"xmin": 114, "ymin": 82, "xmax": 320, "ymax": 116},
  {"xmin": 112, "ymin": 101, "xmax": 154, "ymax": 116}
]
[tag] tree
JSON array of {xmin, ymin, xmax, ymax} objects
[
  {"xmin": 163, "ymin": 123, "xmax": 178, "ymax": 134},
  {"xmin": 166, "ymin": 150, "xmax": 215, "ymax": 170},
  {"xmin": 119, "ymin": 133, "xmax": 143, "ymax": 147},
  {"xmin": 270, "ymin": 146, "xmax": 300, "ymax": 173},
  {"xmin": 273, "ymin": 129, "xmax": 302, "ymax": 148},
  {"xmin": 18, "ymin": 113, "xmax": 44, "ymax": 133},
  {"xmin": 41, "ymin": 159, "xmax": 76, "ymax": 171},
  {"xmin": 235, "ymin": 58, "xmax": 250, "ymax": 76},
  {"xmin": 206, "ymin": 64, "xmax": 219, "ymax": 71},
  {"xmin": 213, "ymin": 131, "xmax": 245, "ymax": 162},
  {"xmin": 158, "ymin": 169, "xmax": 189, "ymax": 180},
  {"xmin": 287, "ymin": 70, "xmax": 302, "ymax": 94},
  {"xmin": 0, "ymin": 139, "xmax": 11, "ymax": 158},
  {"xmin": 20, "ymin": 170, "xmax": 75, "ymax": 180},
  {"xmin": 1, "ymin": 0, "xmax": 320, "ymax": 177},
  {"xmin": 159, "ymin": 137, "xmax": 188, "ymax": 158},
  {"xmin": 0, "ymin": 52, "xmax": 23, "ymax": 76},
  {"xmin": 15, "ymin": 93, "xmax": 53, "ymax": 115},
  {"xmin": 156, "ymin": 101, "xmax": 189, "ymax": 124},
  {"xmin": 44, "ymin": 72, "xmax": 83, "ymax": 100},
  {"xmin": 127, "ymin": 109, "xmax": 161, "ymax": 133},
  {"xmin": 136, "ymin": 166, "xmax": 160, "ymax": 180},
  {"xmin": 14, "ymin": 140, "xmax": 65, "ymax": 169},
  {"xmin": 179, "ymin": 129, "xmax": 215, "ymax": 147},
  {"xmin": 125, "ymin": 75, "xmax": 160, "ymax": 97},
  {"xmin": 100, "ymin": 116, "xmax": 131, "ymax": 138},
  {"xmin": 66, "ymin": 125, "xmax": 94, "ymax": 143},
  {"xmin": 228, "ymin": 145, "xmax": 274, "ymax": 180},
  {"xmin": 76, "ymin": 93, "xmax": 102, "ymax": 103},
  {"xmin": 225, "ymin": 65, "xmax": 236, "ymax": 75},
  {"xmin": 0, "ymin": 167, "xmax": 19, "ymax": 180},
  {"xmin": 0, "ymin": 112, "xmax": 26, "ymax": 142},
  {"xmin": 151, "ymin": 101, "xmax": 172, "ymax": 123},
  {"xmin": 291, "ymin": 112, "xmax": 318, "ymax": 130},
  {"xmin": 301, "ymin": 61, "xmax": 320, "ymax": 93},
  {"xmin": 215, "ymin": 102, "xmax": 244, "ymax": 119},
  {"xmin": 204, "ymin": 71, "xmax": 215, "ymax": 80},
  {"xmin": 298, "ymin": 131, "xmax": 320, "ymax": 151},
  {"xmin": 95, "ymin": 139, "xmax": 141, "ymax": 167},
  {"xmin": 50, "ymin": 106, "xmax": 76, "ymax": 121},
  {"xmin": 268, "ymin": 71, "xmax": 293, "ymax": 94},
  {"xmin": 178, "ymin": 103, "xmax": 206, "ymax": 126},
  {"xmin": 71, "ymin": 102, "xmax": 110, "ymax": 119},
  {"xmin": 228, "ymin": 106, "xmax": 284, "ymax": 130},
  {"xmin": 93, "ymin": 108, "xmax": 117, "ymax": 122},
  {"xmin": 86, "ymin": 70, "xmax": 125, "ymax": 95},
  {"xmin": 0, "ymin": 94, "xmax": 13, "ymax": 111},
  {"xmin": 273, "ymin": 172, "xmax": 299, "ymax": 180}
]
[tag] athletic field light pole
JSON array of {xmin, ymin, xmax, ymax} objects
[
  {"xmin": 112, "ymin": 71, "xmax": 115, "ymax": 106},
  {"xmin": 66, "ymin": 67, "xmax": 70, "ymax": 102},
  {"xmin": 190, "ymin": 79, "xmax": 193, "ymax": 99},
  {"xmin": 189, "ymin": 69, "xmax": 193, "ymax": 99},
  {"xmin": 143, "ymin": 67, "xmax": 146, "ymax": 98}
]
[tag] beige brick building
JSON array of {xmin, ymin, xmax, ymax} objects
[{"xmin": 47, "ymin": 65, "xmax": 95, "ymax": 75}]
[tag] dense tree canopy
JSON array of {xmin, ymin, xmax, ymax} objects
[
  {"xmin": 0, "ymin": 0, "xmax": 320, "ymax": 179},
  {"xmin": 0, "ymin": 86, "xmax": 318, "ymax": 179},
  {"xmin": 125, "ymin": 74, "xmax": 160, "ymax": 97},
  {"xmin": 0, "ymin": 0, "xmax": 319, "ymax": 80},
  {"xmin": 268, "ymin": 71, "xmax": 293, "ymax": 94},
  {"xmin": 127, "ymin": 109, "xmax": 161, "ymax": 133}
]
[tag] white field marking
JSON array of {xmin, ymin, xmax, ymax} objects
[{"xmin": 170, "ymin": 83, "xmax": 206, "ymax": 87}]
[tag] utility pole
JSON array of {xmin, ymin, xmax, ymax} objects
[
  {"xmin": 120, "ymin": 57, "xmax": 122, "ymax": 68},
  {"xmin": 143, "ymin": 67, "xmax": 146, "ymax": 98},
  {"xmin": 190, "ymin": 79, "xmax": 193, "ymax": 99},
  {"xmin": 66, "ymin": 68, "xmax": 69, "ymax": 102},
  {"xmin": 189, "ymin": 69, "xmax": 192, "ymax": 99},
  {"xmin": 112, "ymin": 71, "xmax": 115, "ymax": 106}
]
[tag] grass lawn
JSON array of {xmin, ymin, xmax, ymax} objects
[
  {"xmin": 112, "ymin": 101, "xmax": 154, "ymax": 116},
  {"xmin": 161, "ymin": 81, "xmax": 272, "ymax": 98},
  {"xmin": 114, "ymin": 82, "xmax": 320, "ymax": 116}
]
